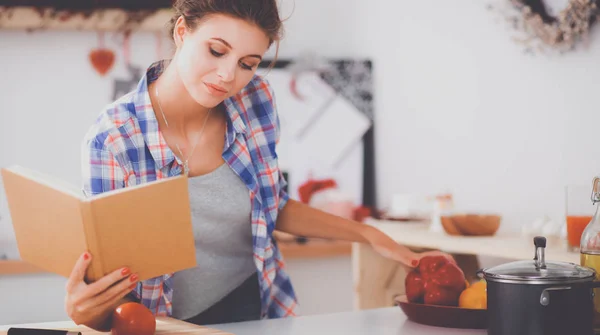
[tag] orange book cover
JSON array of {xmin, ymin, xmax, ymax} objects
[{"xmin": 1, "ymin": 165, "xmax": 197, "ymax": 282}]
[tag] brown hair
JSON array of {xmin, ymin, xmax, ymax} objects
[{"xmin": 168, "ymin": 0, "xmax": 284, "ymax": 67}]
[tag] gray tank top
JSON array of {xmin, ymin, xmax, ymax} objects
[{"xmin": 171, "ymin": 163, "xmax": 256, "ymax": 320}]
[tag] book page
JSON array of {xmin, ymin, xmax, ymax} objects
[{"xmin": 3, "ymin": 165, "xmax": 83, "ymax": 199}]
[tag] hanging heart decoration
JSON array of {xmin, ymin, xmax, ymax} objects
[{"xmin": 89, "ymin": 32, "xmax": 115, "ymax": 76}]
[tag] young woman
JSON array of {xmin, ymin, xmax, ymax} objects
[{"xmin": 64, "ymin": 0, "xmax": 453, "ymax": 330}]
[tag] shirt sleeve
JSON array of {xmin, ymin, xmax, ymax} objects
[
  {"xmin": 81, "ymin": 134, "xmax": 142, "ymax": 301},
  {"xmin": 266, "ymin": 79, "xmax": 291, "ymax": 212},
  {"xmin": 275, "ymin": 114, "xmax": 290, "ymax": 211},
  {"xmin": 278, "ymin": 169, "xmax": 290, "ymax": 211},
  {"xmin": 81, "ymin": 136, "xmax": 125, "ymax": 197}
]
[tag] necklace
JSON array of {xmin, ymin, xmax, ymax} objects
[{"xmin": 155, "ymin": 84, "xmax": 212, "ymax": 176}]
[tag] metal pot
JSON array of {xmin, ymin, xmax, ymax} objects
[{"xmin": 480, "ymin": 236, "xmax": 600, "ymax": 335}]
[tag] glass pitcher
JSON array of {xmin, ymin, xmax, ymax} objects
[{"xmin": 579, "ymin": 177, "xmax": 600, "ymax": 331}]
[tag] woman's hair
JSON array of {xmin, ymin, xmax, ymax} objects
[{"xmin": 168, "ymin": 0, "xmax": 284, "ymax": 66}]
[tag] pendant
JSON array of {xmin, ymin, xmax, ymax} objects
[{"xmin": 183, "ymin": 161, "xmax": 190, "ymax": 176}]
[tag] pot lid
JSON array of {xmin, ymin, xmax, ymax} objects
[
  {"xmin": 482, "ymin": 260, "xmax": 595, "ymax": 283},
  {"xmin": 481, "ymin": 236, "xmax": 596, "ymax": 284}
]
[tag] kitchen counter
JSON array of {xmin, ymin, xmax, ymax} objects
[
  {"xmin": 352, "ymin": 218, "xmax": 579, "ymax": 310},
  {"xmin": 0, "ymin": 308, "xmax": 485, "ymax": 335},
  {"xmin": 365, "ymin": 219, "xmax": 578, "ymax": 263},
  {"xmin": 212, "ymin": 307, "xmax": 485, "ymax": 335}
]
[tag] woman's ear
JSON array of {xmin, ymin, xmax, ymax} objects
[{"xmin": 173, "ymin": 16, "xmax": 187, "ymax": 48}]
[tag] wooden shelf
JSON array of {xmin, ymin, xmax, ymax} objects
[{"xmin": 0, "ymin": 260, "xmax": 44, "ymax": 275}]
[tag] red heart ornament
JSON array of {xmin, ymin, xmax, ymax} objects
[{"xmin": 89, "ymin": 48, "xmax": 115, "ymax": 76}]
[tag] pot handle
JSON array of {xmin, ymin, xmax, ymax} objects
[
  {"xmin": 586, "ymin": 281, "xmax": 600, "ymax": 289},
  {"xmin": 540, "ymin": 286, "xmax": 572, "ymax": 306}
]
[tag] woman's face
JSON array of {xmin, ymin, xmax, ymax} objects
[{"xmin": 172, "ymin": 14, "xmax": 271, "ymax": 108}]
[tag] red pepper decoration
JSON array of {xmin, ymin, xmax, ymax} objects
[{"xmin": 297, "ymin": 178, "xmax": 338, "ymax": 204}]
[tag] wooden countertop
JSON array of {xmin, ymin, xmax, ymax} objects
[
  {"xmin": 366, "ymin": 218, "xmax": 579, "ymax": 263},
  {"xmin": 0, "ymin": 316, "xmax": 231, "ymax": 334}
]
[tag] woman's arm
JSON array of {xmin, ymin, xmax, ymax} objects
[
  {"xmin": 275, "ymin": 199, "xmax": 450, "ymax": 267},
  {"xmin": 276, "ymin": 199, "xmax": 370, "ymax": 243}
]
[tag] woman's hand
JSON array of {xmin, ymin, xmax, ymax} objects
[
  {"xmin": 412, "ymin": 250, "xmax": 456, "ymax": 266},
  {"xmin": 64, "ymin": 252, "xmax": 139, "ymax": 330},
  {"xmin": 362, "ymin": 226, "xmax": 454, "ymax": 267}
]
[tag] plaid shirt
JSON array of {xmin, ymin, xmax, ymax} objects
[{"xmin": 81, "ymin": 60, "xmax": 297, "ymax": 319}]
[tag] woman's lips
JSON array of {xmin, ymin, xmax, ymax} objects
[{"xmin": 204, "ymin": 82, "xmax": 228, "ymax": 96}]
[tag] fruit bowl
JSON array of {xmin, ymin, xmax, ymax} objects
[
  {"xmin": 394, "ymin": 295, "xmax": 487, "ymax": 329},
  {"xmin": 440, "ymin": 214, "xmax": 501, "ymax": 236}
]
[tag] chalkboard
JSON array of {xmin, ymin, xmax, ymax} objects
[{"xmin": 257, "ymin": 58, "xmax": 377, "ymax": 209}]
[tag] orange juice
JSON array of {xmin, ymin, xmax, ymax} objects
[{"xmin": 567, "ymin": 216, "xmax": 592, "ymax": 248}]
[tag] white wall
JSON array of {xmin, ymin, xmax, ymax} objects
[
  {"xmin": 1, "ymin": 0, "xmax": 599, "ymax": 325},
  {"xmin": 368, "ymin": 0, "xmax": 600, "ymax": 233},
  {"xmin": 279, "ymin": 0, "xmax": 600, "ymax": 233}
]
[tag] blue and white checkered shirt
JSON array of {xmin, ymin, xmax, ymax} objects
[{"xmin": 81, "ymin": 60, "xmax": 297, "ymax": 319}]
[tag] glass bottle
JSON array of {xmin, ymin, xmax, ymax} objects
[{"xmin": 580, "ymin": 176, "xmax": 600, "ymax": 331}]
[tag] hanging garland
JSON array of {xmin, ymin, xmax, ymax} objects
[
  {"xmin": 490, "ymin": 0, "xmax": 600, "ymax": 54},
  {"xmin": 0, "ymin": 6, "xmax": 169, "ymax": 33}
]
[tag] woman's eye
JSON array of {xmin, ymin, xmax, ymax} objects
[
  {"xmin": 240, "ymin": 63, "xmax": 254, "ymax": 70},
  {"xmin": 210, "ymin": 48, "xmax": 224, "ymax": 57}
]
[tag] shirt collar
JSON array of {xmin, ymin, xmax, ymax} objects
[{"xmin": 133, "ymin": 60, "xmax": 248, "ymax": 170}]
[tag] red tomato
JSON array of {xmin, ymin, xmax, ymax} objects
[{"xmin": 111, "ymin": 302, "xmax": 156, "ymax": 335}]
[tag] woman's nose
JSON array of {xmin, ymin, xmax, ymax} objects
[{"xmin": 217, "ymin": 62, "xmax": 236, "ymax": 82}]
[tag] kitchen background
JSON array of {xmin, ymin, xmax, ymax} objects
[{"xmin": 2, "ymin": 0, "xmax": 600, "ymax": 325}]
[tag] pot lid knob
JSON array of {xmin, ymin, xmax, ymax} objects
[
  {"xmin": 534, "ymin": 236, "xmax": 547, "ymax": 269},
  {"xmin": 534, "ymin": 236, "xmax": 546, "ymax": 248}
]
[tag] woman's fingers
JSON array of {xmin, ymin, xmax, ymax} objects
[
  {"xmin": 66, "ymin": 252, "xmax": 91, "ymax": 293},
  {"xmin": 97, "ymin": 284, "xmax": 139, "ymax": 313},
  {"xmin": 81, "ymin": 273, "xmax": 138, "ymax": 311},
  {"xmin": 85, "ymin": 267, "xmax": 133, "ymax": 299}
]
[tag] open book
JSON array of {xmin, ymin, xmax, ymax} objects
[{"xmin": 1, "ymin": 165, "xmax": 197, "ymax": 282}]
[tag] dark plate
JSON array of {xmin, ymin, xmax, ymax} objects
[{"xmin": 394, "ymin": 295, "xmax": 487, "ymax": 329}]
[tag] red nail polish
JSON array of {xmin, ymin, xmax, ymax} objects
[
  {"xmin": 121, "ymin": 268, "xmax": 131, "ymax": 276},
  {"xmin": 411, "ymin": 260, "xmax": 418, "ymax": 267},
  {"xmin": 83, "ymin": 253, "xmax": 90, "ymax": 260},
  {"xmin": 129, "ymin": 283, "xmax": 137, "ymax": 290},
  {"xmin": 130, "ymin": 274, "xmax": 138, "ymax": 282}
]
